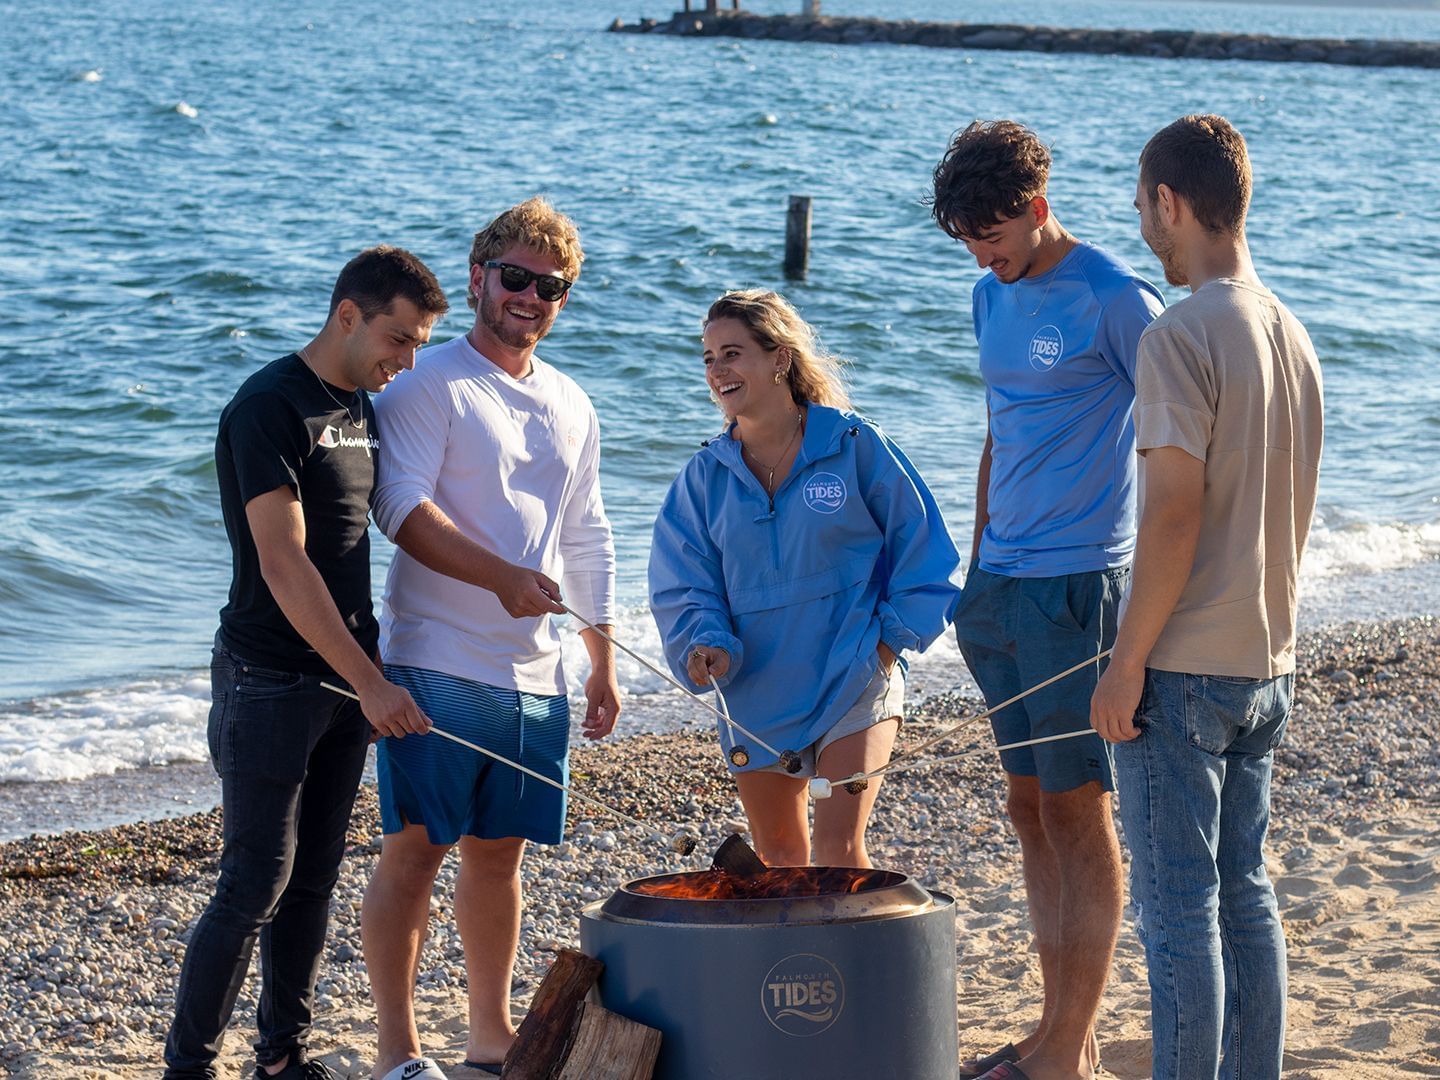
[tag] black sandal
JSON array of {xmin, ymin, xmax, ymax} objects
[{"xmin": 959, "ymin": 1043, "xmax": 1020, "ymax": 1079}]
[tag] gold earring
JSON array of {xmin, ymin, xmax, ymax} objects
[{"xmin": 773, "ymin": 369, "xmax": 784, "ymax": 385}]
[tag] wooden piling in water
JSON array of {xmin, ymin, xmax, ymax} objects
[{"xmin": 784, "ymin": 195, "xmax": 812, "ymax": 280}]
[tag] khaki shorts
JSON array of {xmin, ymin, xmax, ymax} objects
[{"xmin": 758, "ymin": 664, "xmax": 904, "ymax": 779}]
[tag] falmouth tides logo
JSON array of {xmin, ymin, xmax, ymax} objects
[
  {"xmin": 761, "ymin": 953, "xmax": 844, "ymax": 1037},
  {"xmin": 802, "ymin": 472, "xmax": 847, "ymax": 514},
  {"xmin": 1028, "ymin": 324, "xmax": 1064, "ymax": 371}
]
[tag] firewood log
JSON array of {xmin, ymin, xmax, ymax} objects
[
  {"xmin": 710, "ymin": 833, "xmax": 767, "ymax": 878},
  {"xmin": 502, "ymin": 948, "xmax": 604, "ymax": 1079},
  {"xmin": 554, "ymin": 1002, "xmax": 662, "ymax": 1080}
]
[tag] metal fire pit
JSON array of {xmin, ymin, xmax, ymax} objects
[{"xmin": 579, "ymin": 867, "xmax": 957, "ymax": 1079}]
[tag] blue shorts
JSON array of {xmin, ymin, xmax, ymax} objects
[
  {"xmin": 377, "ymin": 665, "xmax": 570, "ymax": 846},
  {"xmin": 953, "ymin": 566, "xmax": 1128, "ymax": 793}
]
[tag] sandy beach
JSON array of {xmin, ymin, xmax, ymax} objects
[{"xmin": 1, "ymin": 615, "xmax": 1436, "ymax": 1078}]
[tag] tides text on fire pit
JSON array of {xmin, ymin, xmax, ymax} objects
[
  {"xmin": 762, "ymin": 953, "xmax": 844, "ymax": 1036},
  {"xmin": 580, "ymin": 865, "xmax": 958, "ymax": 1079}
]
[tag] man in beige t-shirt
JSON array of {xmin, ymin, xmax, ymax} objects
[{"xmin": 1090, "ymin": 115, "xmax": 1323, "ymax": 1080}]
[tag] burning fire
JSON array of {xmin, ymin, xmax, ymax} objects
[{"xmin": 630, "ymin": 867, "xmax": 891, "ymax": 900}]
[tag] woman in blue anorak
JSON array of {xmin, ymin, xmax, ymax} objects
[{"xmin": 649, "ymin": 290, "xmax": 963, "ymax": 868}]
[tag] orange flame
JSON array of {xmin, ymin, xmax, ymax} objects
[{"xmin": 630, "ymin": 866, "xmax": 889, "ymax": 900}]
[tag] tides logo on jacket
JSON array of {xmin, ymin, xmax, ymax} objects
[{"xmin": 802, "ymin": 472, "xmax": 847, "ymax": 514}]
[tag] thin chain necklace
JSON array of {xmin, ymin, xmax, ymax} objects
[
  {"xmin": 742, "ymin": 410, "xmax": 804, "ymax": 494},
  {"xmin": 299, "ymin": 346, "xmax": 364, "ymax": 428},
  {"xmin": 1016, "ymin": 237, "xmax": 1075, "ymax": 318}
]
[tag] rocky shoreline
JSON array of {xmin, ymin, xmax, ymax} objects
[
  {"xmin": 610, "ymin": 12, "xmax": 1440, "ymax": 70},
  {"xmin": 1, "ymin": 614, "xmax": 1436, "ymax": 1076}
]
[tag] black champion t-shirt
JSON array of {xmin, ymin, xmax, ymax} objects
[{"xmin": 215, "ymin": 353, "xmax": 381, "ymax": 674}]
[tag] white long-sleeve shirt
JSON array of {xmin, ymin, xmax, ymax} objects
[{"xmin": 372, "ymin": 334, "xmax": 616, "ymax": 695}]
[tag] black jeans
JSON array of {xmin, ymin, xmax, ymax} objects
[{"xmin": 163, "ymin": 640, "xmax": 369, "ymax": 1079}]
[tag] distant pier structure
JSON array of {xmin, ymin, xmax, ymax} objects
[
  {"xmin": 610, "ymin": 7, "xmax": 1440, "ymax": 70},
  {"xmin": 676, "ymin": 0, "xmax": 818, "ymax": 10}
]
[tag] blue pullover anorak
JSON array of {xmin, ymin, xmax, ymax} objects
[{"xmin": 649, "ymin": 405, "xmax": 963, "ymax": 771}]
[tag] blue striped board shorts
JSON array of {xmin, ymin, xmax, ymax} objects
[
  {"xmin": 377, "ymin": 664, "xmax": 571, "ymax": 846},
  {"xmin": 953, "ymin": 566, "xmax": 1129, "ymax": 794}
]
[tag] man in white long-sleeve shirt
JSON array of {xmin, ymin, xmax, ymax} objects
[{"xmin": 361, "ymin": 198, "xmax": 619, "ymax": 1080}]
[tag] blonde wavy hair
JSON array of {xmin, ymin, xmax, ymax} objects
[
  {"xmin": 704, "ymin": 290, "xmax": 851, "ymax": 411},
  {"xmin": 467, "ymin": 196, "xmax": 584, "ymax": 310}
]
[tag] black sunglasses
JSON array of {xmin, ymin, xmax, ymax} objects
[{"xmin": 483, "ymin": 260, "xmax": 573, "ymax": 303}]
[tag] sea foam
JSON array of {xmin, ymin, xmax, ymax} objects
[
  {"xmin": 0, "ymin": 676, "xmax": 210, "ymax": 784},
  {"xmin": 1303, "ymin": 519, "xmax": 1440, "ymax": 578},
  {"xmin": 1, "ymin": 517, "xmax": 1433, "ymax": 785}
]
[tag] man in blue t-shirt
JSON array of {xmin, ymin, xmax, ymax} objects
[{"xmin": 930, "ymin": 120, "xmax": 1164, "ymax": 1080}]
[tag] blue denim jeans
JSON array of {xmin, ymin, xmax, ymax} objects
[
  {"xmin": 163, "ymin": 639, "xmax": 370, "ymax": 1079},
  {"xmin": 1114, "ymin": 669, "xmax": 1292, "ymax": 1080}
]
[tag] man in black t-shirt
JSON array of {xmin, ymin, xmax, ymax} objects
[{"xmin": 164, "ymin": 247, "xmax": 449, "ymax": 1080}]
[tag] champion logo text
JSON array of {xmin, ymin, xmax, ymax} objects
[{"xmin": 316, "ymin": 425, "xmax": 380, "ymax": 457}]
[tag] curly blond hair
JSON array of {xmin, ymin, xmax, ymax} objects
[
  {"xmin": 704, "ymin": 290, "xmax": 851, "ymax": 411},
  {"xmin": 467, "ymin": 196, "xmax": 584, "ymax": 309}
]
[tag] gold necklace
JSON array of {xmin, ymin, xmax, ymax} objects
[
  {"xmin": 742, "ymin": 410, "xmax": 804, "ymax": 494},
  {"xmin": 1016, "ymin": 237, "xmax": 1075, "ymax": 318},
  {"xmin": 299, "ymin": 346, "xmax": 364, "ymax": 428}
]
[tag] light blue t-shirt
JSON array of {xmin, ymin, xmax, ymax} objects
[{"xmin": 973, "ymin": 242, "xmax": 1165, "ymax": 577}]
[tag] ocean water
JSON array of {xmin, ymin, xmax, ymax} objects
[{"xmin": 2, "ymin": 0, "xmax": 1438, "ymax": 813}]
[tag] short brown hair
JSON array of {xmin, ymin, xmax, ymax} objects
[
  {"xmin": 468, "ymin": 196, "xmax": 584, "ymax": 309},
  {"xmin": 329, "ymin": 245, "xmax": 448, "ymax": 319},
  {"xmin": 705, "ymin": 290, "xmax": 851, "ymax": 412},
  {"xmin": 929, "ymin": 120, "xmax": 1051, "ymax": 240},
  {"xmin": 1139, "ymin": 114, "xmax": 1252, "ymax": 237}
]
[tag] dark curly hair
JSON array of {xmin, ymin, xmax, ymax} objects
[{"xmin": 928, "ymin": 120, "xmax": 1052, "ymax": 240}]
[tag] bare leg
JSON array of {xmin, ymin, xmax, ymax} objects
[
  {"xmin": 811, "ymin": 718, "xmax": 899, "ymax": 868},
  {"xmin": 1016, "ymin": 782, "xmax": 1122, "ymax": 1080},
  {"xmin": 455, "ymin": 835, "xmax": 527, "ymax": 1065},
  {"xmin": 362, "ymin": 824, "xmax": 451, "ymax": 1078},
  {"xmin": 733, "ymin": 771, "xmax": 809, "ymax": 866},
  {"xmin": 1002, "ymin": 774, "xmax": 1062, "ymax": 1062}
]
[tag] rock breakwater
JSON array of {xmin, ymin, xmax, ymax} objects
[{"xmin": 610, "ymin": 12, "xmax": 1440, "ymax": 70}]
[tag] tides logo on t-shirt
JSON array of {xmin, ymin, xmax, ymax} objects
[{"xmin": 1028, "ymin": 325, "xmax": 1065, "ymax": 372}]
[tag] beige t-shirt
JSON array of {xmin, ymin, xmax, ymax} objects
[{"xmin": 1134, "ymin": 278, "xmax": 1323, "ymax": 678}]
